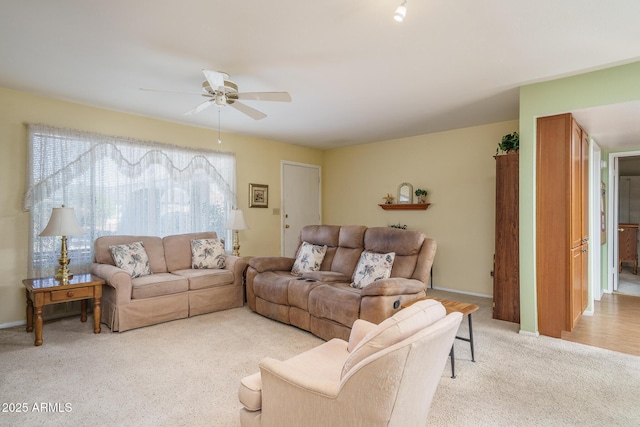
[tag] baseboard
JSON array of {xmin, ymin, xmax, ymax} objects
[
  {"xmin": 431, "ymin": 286, "xmax": 492, "ymax": 299},
  {"xmin": 518, "ymin": 329, "xmax": 540, "ymax": 337},
  {"xmin": 0, "ymin": 310, "xmax": 85, "ymax": 330},
  {"xmin": 0, "ymin": 320, "xmax": 27, "ymax": 329}
]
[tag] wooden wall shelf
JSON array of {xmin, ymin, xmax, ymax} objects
[{"xmin": 379, "ymin": 203, "xmax": 430, "ymax": 210}]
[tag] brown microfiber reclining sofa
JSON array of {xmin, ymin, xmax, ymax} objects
[
  {"xmin": 91, "ymin": 232, "xmax": 247, "ymax": 332},
  {"xmin": 245, "ymin": 225, "xmax": 437, "ymax": 341}
]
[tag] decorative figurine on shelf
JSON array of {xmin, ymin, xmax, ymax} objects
[
  {"xmin": 383, "ymin": 193, "xmax": 395, "ymax": 204},
  {"xmin": 415, "ymin": 189, "xmax": 428, "ymax": 204}
]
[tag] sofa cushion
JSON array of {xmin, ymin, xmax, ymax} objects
[
  {"xmin": 351, "ymin": 251, "xmax": 395, "ymax": 289},
  {"xmin": 95, "ymin": 235, "xmax": 167, "ymax": 273},
  {"xmin": 190, "ymin": 238, "xmax": 226, "ymax": 269},
  {"xmin": 291, "ymin": 242, "xmax": 327, "ymax": 276},
  {"xmin": 341, "ymin": 299, "xmax": 445, "ymax": 377},
  {"xmin": 172, "ymin": 268, "xmax": 235, "ymax": 290},
  {"xmin": 163, "ymin": 232, "xmax": 219, "ymax": 272},
  {"xmin": 109, "ymin": 241, "xmax": 153, "ymax": 278},
  {"xmin": 131, "ymin": 273, "xmax": 189, "ymax": 299}
]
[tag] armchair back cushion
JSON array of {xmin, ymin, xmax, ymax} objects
[{"xmin": 342, "ymin": 298, "xmax": 446, "ymax": 376}]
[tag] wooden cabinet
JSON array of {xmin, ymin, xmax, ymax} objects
[
  {"xmin": 493, "ymin": 152, "xmax": 519, "ymax": 323},
  {"xmin": 536, "ymin": 113, "xmax": 589, "ymax": 338},
  {"xmin": 618, "ymin": 223, "xmax": 638, "ymax": 274}
]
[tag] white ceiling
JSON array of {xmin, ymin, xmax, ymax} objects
[{"xmin": 1, "ymin": 0, "xmax": 640, "ymax": 149}]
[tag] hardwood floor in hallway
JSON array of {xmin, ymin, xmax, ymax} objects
[{"xmin": 562, "ymin": 293, "xmax": 640, "ymax": 357}]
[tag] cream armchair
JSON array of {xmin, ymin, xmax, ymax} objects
[{"xmin": 238, "ymin": 299, "xmax": 462, "ymax": 427}]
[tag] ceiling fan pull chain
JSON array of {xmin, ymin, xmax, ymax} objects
[{"xmin": 217, "ymin": 108, "xmax": 222, "ymax": 144}]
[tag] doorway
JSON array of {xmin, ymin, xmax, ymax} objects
[
  {"xmin": 611, "ymin": 155, "xmax": 640, "ymax": 297},
  {"xmin": 281, "ymin": 161, "xmax": 321, "ymax": 257}
]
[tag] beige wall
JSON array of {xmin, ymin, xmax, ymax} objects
[
  {"xmin": 1, "ymin": 85, "xmax": 516, "ymax": 326},
  {"xmin": 323, "ymin": 120, "xmax": 519, "ymax": 296},
  {"xmin": 0, "ymin": 87, "xmax": 322, "ymax": 325}
]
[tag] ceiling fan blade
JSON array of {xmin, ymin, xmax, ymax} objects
[
  {"xmin": 184, "ymin": 99, "xmax": 215, "ymax": 116},
  {"xmin": 229, "ymin": 101, "xmax": 267, "ymax": 120},
  {"xmin": 140, "ymin": 87, "xmax": 204, "ymax": 96},
  {"xmin": 202, "ymin": 70, "xmax": 227, "ymax": 90},
  {"xmin": 235, "ymin": 91, "xmax": 292, "ymax": 102}
]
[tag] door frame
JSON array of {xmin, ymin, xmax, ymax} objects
[
  {"xmin": 280, "ymin": 161, "xmax": 322, "ymax": 256},
  {"xmin": 607, "ymin": 150, "xmax": 640, "ymax": 294}
]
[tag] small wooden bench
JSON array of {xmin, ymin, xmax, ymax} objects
[{"xmin": 403, "ymin": 296, "xmax": 479, "ymax": 378}]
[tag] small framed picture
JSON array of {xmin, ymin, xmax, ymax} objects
[{"xmin": 249, "ymin": 183, "xmax": 268, "ymax": 208}]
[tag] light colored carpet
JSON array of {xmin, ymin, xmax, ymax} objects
[{"xmin": 1, "ymin": 290, "xmax": 639, "ymax": 427}]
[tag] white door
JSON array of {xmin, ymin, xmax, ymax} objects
[{"xmin": 282, "ymin": 162, "xmax": 321, "ymax": 257}]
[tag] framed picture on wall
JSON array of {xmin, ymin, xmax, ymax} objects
[{"xmin": 249, "ymin": 183, "xmax": 268, "ymax": 208}]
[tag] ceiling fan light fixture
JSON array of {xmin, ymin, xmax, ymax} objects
[{"xmin": 394, "ymin": 1, "xmax": 407, "ymax": 22}]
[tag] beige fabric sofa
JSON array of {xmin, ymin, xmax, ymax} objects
[
  {"xmin": 238, "ymin": 299, "xmax": 462, "ymax": 427},
  {"xmin": 91, "ymin": 232, "xmax": 247, "ymax": 332},
  {"xmin": 246, "ymin": 225, "xmax": 437, "ymax": 341}
]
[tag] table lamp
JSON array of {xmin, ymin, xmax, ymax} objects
[
  {"xmin": 225, "ymin": 209, "xmax": 249, "ymax": 257},
  {"xmin": 39, "ymin": 205, "xmax": 85, "ymax": 283}
]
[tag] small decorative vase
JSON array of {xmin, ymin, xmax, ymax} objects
[{"xmin": 418, "ymin": 195, "xmax": 426, "ymax": 204}]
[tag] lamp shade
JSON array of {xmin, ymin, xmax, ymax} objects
[
  {"xmin": 39, "ymin": 206, "xmax": 85, "ymax": 237},
  {"xmin": 225, "ymin": 209, "xmax": 249, "ymax": 231}
]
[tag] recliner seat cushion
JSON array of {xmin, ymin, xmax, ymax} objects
[
  {"xmin": 253, "ymin": 271, "xmax": 295, "ymax": 305},
  {"xmin": 308, "ymin": 283, "xmax": 361, "ymax": 327}
]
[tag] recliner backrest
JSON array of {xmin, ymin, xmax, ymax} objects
[{"xmin": 341, "ymin": 299, "xmax": 446, "ymax": 377}]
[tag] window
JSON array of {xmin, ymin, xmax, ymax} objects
[{"xmin": 24, "ymin": 124, "xmax": 236, "ymax": 278}]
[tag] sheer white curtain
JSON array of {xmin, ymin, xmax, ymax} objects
[{"xmin": 24, "ymin": 124, "xmax": 236, "ymax": 278}]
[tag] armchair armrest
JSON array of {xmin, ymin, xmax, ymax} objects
[
  {"xmin": 359, "ymin": 277, "xmax": 425, "ymax": 297},
  {"xmin": 249, "ymin": 257, "xmax": 295, "ymax": 273},
  {"xmin": 260, "ymin": 357, "xmax": 340, "ymax": 398},
  {"xmin": 90, "ymin": 263, "xmax": 133, "ymax": 305}
]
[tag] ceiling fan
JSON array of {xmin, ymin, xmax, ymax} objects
[{"xmin": 141, "ymin": 70, "xmax": 292, "ymax": 120}]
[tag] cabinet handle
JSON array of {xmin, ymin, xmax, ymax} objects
[
  {"xmin": 67, "ymin": 291, "xmax": 74, "ymax": 297},
  {"xmin": 619, "ymin": 228, "xmax": 625, "ymax": 232}
]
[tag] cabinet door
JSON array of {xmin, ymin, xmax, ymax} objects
[
  {"xmin": 570, "ymin": 119, "xmax": 583, "ymax": 248},
  {"xmin": 581, "ymin": 244, "xmax": 588, "ymax": 312},
  {"xmin": 569, "ymin": 245, "xmax": 584, "ymax": 331},
  {"xmin": 581, "ymin": 129, "xmax": 589, "ymax": 243}
]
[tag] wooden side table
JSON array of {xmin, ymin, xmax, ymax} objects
[
  {"xmin": 403, "ymin": 296, "xmax": 479, "ymax": 378},
  {"xmin": 22, "ymin": 273, "xmax": 105, "ymax": 346}
]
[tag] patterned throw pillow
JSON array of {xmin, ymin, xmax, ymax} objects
[
  {"xmin": 109, "ymin": 241, "xmax": 153, "ymax": 278},
  {"xmin": 191, "ymin": 238, "xmax": 226, "ymax": 269},
  {"xmin": 291, "ymin": 241, "xmax": 327, "ymax": 276},
  {"xmin": 351, "ymin": 251, "xmax": 396, "ymax": 289}
]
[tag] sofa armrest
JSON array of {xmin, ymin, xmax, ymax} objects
[
  {"xmin": 90, "ymin": 263, "xmax": 133, "ymax": 305},
  {"xmin": 223, "ymin": 255, "xmax": 248, "ymax": 287},
  {"xmin": 359, "ymin": 277, "xmax": 425, "ymax": 297},
  {"xmin": 249, "ymin": 257, "xmax": 295, "ymax": 273}
]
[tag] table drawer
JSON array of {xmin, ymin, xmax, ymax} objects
[{"xmin": 51, "ymin": 287, "xmax": 93, "ymax": 302}]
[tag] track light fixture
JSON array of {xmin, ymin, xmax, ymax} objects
[{"xmin": 394, "ymin": 1, "xmax": 407, "ymax": 22}]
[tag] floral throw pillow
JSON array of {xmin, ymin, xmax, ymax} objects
[
  {"xmin": 191, "ymin": 239, "xmax": 226, "ymax": 269},
  {"xmin": 109, "ymin": 241, "xmax": 153, "ymax": 278},
  {"xmin": 351, "ymin": 251, "xmax": 396, "ymax": 289},
  {"xmin": 291, "ymin": 242, "xmax": 327, "ymax": 276}
]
